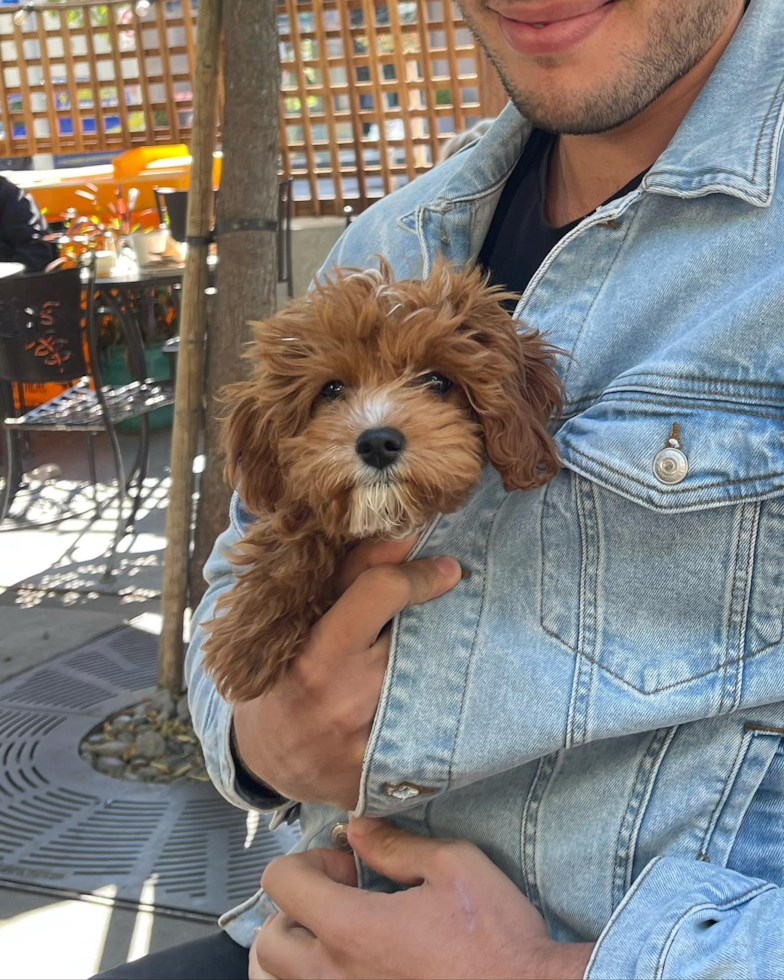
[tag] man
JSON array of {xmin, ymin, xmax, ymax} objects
[
  {"xmin": 99, "ymin": 0, "xmax": 784, "ymax": 977},
  {"xmin": 0, "ymin": 174, "xmax": 55, "ymax": 271}
]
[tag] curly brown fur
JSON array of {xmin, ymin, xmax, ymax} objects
[{"xmin": 203, "ymin": 259, "xmax": 563, "ymax": 702}]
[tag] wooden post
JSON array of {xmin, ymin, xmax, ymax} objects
[
  {"xmin": 158, "ymin": 0, "xmax": 223, "ymax": 694},
  {"xmin": 189, "ymin": 0, "xmax": 279, "ymax": 608}
]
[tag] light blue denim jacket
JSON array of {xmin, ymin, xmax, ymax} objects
[{"xmin": 186, "ymin": 2, "xmax": 784, "ymax": 975}]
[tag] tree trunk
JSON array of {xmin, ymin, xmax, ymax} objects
[
  {"xmin": 189, "ymin": 0, "xmax": 280, "ymax": 609},
  {"xmin": 158, "ymin": 0, "xmax": 223, "ymax": 694}
]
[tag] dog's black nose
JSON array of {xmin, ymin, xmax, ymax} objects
[{"xmin": 356, "ymin": 427, "xmax": 406, "ymax": 470}]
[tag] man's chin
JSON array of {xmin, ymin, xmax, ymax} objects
[{"xmin": 491, "ymin": 59, "xmax": 657, "ymax": 136}]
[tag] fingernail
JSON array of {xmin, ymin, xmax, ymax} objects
[{"xmin": 433, "ymin": 556, "xmax": 461, "ymax": 577}]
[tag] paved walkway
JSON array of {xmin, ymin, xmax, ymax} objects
[{"xmin": 0, "ymin": 428, "xmax": 219, "ymax": 978}]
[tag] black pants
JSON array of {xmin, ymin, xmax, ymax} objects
[{"xmin": 93, "ymin": 931, "xmax": 250, "ymax": 980}]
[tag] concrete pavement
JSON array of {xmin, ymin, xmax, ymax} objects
[{"xmin": 0, "ymin": 427, "xmax": 220, "ymax": 978}]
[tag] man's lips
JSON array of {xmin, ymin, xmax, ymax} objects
[
  {"xmin": 491, "ymin": 0, "xmax": 613, "ymax": 25},
  {"xmin": 492, "ymin": 0, "xmax": 617, "ymax": 55}
]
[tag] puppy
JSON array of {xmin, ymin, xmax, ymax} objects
[{"xmin": 203, "ymin": 259, "xmax": 562, "ymax": 702}]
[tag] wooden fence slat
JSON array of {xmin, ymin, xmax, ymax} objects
[
  {"xmin": 312, "ymin": 0, "xmax": 344, "ymax": 208},
  {"xmin": 0, "ymin": 20, "xmax": 18, "ymax": 155},
  {"xmin": 33, "ymin": 10, "xmax": 60, "ymax": 153},
  {"xmin": 283, "ymin": 0, "xmax": 320, "ymax": 213},
  {"xmin": 387, "ymin": 0, "xmax": 416, "ymax": 182},
  {"xmin": 132, "ymin": 6, "xmax": 155, "ymax": 139},
  {"xmin": 414, "ymin": 0, "xmax": 441, "ymax": 168},
  {"xmin": 105, "ymin": 3, "xmax": 131, "ymax": 144},
  {"xmin": 13, "ymin": 19, "xmax": 37, "ymax": 153},
  {"xmin": 335, "ymin": 0, "xmax": 368, "ymax": 207},
  {"xmin": 58, "ymin": 8, "xmax": 85, "ymax": 151},
  {"xmin": 181, "ymin": 0, "xmax": 198, "ymax": 79},
  {"xmin": 440, "ymin": 0, "xmax": 465, "ymax": 133},
  {"xmin": 83, "ymin": 10, "xmax": 108, "ymax": 148},
  {"xmin": 155, "ymin": 0, "xmax": 180, "ymax": 141},
  {"xmin": 359, "ymin": 0, "xmax": 391, "ymax": 196}
]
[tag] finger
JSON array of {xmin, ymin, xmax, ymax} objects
[
  {"xmin": 251, "ymin": 913, "xmax": 319, "ymax": 980},
  {"xmin": 347, "ymin": 817, "xmax": 470, "ymax": 885},
  {"xmin": 316, "ymin": 554, "xmax": 463, "ymax": 653},
  {"xmin": 261, "ymin": 845, "xmax": 359, "ymax": 889},
  {"xmin": 336, "ymin": 535, "xmax": 420, "ymax": 593},
  {"xmin": 262, "ymin": 849, "xmax": 368, "ymax": 937}
]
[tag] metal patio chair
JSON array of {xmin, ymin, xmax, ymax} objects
[{"xmin": 0, "ymin": 255, "xmax": 174, "ymax": 580}]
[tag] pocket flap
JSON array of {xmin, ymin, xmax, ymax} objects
[{"xmin": 555, "ymin": 392, "xmax": 784, "ymax": 512}]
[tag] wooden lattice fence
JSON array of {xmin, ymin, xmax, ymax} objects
[
  {"xmin": 0, "ymin": 0, "xmax": 506, "ymax": 214},
  {"xmin": 276, "ymin": 0, "xmax": 505, "ymax": 214},
  {"xmin": 0, "ymin": 0, "xmax": 200, "ymax": 155}
]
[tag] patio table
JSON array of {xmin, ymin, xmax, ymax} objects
[{"xmin": 91, "ymin": 254, "xmax": 217, "ymax": 381}]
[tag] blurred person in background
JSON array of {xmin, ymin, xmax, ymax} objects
[{"xmin": 0, "ymin": 173, "xmax": 56, "ymax": 271}]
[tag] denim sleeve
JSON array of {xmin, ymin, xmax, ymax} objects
[
  {"xmin": 586, "ymin": 856, "xmax": 781, "ymax": 979},
  {"xmin": 185, "ymin": 495, "xmax": 296, "ymax": 821}
]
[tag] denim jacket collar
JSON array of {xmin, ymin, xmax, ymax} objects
[
  {"xmin": 400, "ymin": 0, "xmax": 783, "ymax": 239},
  {"xmin": 644, "ymin": 0, "xmax": 784, "ymax": 206}
]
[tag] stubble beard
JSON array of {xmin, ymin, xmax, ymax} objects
[{"xmin": 458, "ymin": 0, "xmax": 742, "ymax": 135}]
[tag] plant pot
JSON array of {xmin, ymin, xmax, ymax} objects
[
  {"xmin": 125, "ymin": 228, "xmax": 168, "ymax": 268},
  {"xmin": 100, "ymin": 343, "xmax": 173, "ymax": 433}
]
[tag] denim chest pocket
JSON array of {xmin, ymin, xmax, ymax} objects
[{"xmin": 541, "ymin": 392, "xmax": 784, "ymax": 699}]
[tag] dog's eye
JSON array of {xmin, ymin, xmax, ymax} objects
[
  {"xmin": 419, "ymin": 372, "xmax": 453, "ymax": 395},
  {"xmin": 320, "ymin": 380, "xmax": 346, "ymax": 401}
]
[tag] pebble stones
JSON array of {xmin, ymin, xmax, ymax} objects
[
  {"xmin": 134, "ymin": 730, "xmax": 167, "ymax": 760},
  {"xmin": 78, "ymin": 692, "xmax": 207, "ymax": 786},
  {"xmin": 89, "ymin": 741, "xmax": 128, "ymax": 758},
  {"xmin": 95, "ymin": 756, "xmax": 126, "ymax": 775}
]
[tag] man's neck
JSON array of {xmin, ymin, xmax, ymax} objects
[{"xmin": 545, "ymin": 7, "xmax": 745, "ymax": 228}]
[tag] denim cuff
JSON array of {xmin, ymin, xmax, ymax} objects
[{"xmin": 586, "ymin": 856, "xmax": 776, "ymax": 979}]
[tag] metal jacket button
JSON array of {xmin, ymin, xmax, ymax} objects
[
  {"xmin": 654, "ymin": 424, "xmax": 688, "ymax": 485},
  {"xmin": 653, "ymin": 446, "xmax": 689, "ymax": 484},
  {"xmin": 329, "ymin": 822, "xmax": 351, "ymax": 852}
]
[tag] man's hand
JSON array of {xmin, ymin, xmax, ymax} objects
[
  {"xmin": 232, "ymin": 540, "xmax": 463, "ymax": 810},
  {"xmin": 250, "ymin": 818, "xmax": 594, "ymax": 980}
]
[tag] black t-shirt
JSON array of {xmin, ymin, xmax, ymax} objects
[{"xmin": 477, "ymin": 129, "xmax": 646, "ymax": 309}]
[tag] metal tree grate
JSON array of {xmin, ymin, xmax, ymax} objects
[{"xmin": 0, "ymin": 626, "xmax": 298, "ymax": 917}]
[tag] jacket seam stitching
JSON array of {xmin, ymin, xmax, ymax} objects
[
  {"xmin": 574, "ymin": 392, "xmax": 784, "ymax": 418},
  {"xmin": 585, "ymin": 857, "xmax": 662, "ymax": 978},
  {"xmin": 699, "ymin": 728, "xmax": 752, "ymax": 861},
  {"xmin": 613, "ymin": 371, "xmax": 784, "ymax": 392},
  {"xmin": 721, "ymin": 504, "xmax": 747, "ymax": 715},
  {"xmin": 445, "ymin": 496, "xmax": 506, "ymax": 788},
  {"xmin": 561, "ymin": 209, "xmax": 639, "ymax": 388}
]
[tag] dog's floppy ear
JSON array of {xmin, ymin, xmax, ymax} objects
[
  {"xmin": 457, "ymin": 309, "xmax": 563, "ymax": 492},
  {"xmin": 222, "ymin": 385, "xmax": 285, "ymax": 514},
  {"xmin": 221, "ymin": 315, "xmax": 316, "ymax": 514}
]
